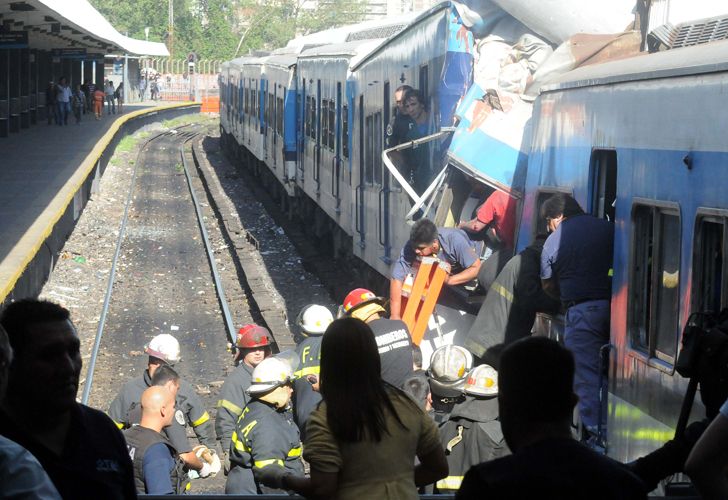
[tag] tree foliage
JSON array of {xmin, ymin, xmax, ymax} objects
[{"xmin": 89, "ymin": 0, "xmax": 368, "ymax": 60}]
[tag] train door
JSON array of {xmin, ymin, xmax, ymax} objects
[
  {"xmin": 379, "ymin": 81, "xmax": 392, "ymax": 263},
  {"xmin": 315, "ymin": 79, "xmax": 322, "ymax": 194},
  {"xmin": 298, "ymin": 79, "xmax": 306, "ymax": 183},
  {"xmin": 356, "ymin": 94, "xmax": 365, "ymax": 248},
  {"xmin": 262, "ymin": 80, "xmax": 269, "ymax": 160},
  {"xmin": 272, "ymin": 84, "xmax": 277, "ymax": 168},
  {"xmin": 333, "ymin": 82, "xmax": 342, "ymax": 212},
  {"xmin": 590, "ymin": 149, "xmax": 617, "ymax": 221}
]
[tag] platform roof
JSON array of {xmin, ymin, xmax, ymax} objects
[{"xmin": 0, "ymin": 0, "xmax": 169, "ymax": 56}]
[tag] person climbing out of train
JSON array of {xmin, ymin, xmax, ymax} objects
[
  {"xmin": 108, "ymin": 333, "xmax": 219, "ymax": 474},
  {"xmin": 225, "ymin": 357, "xmax": 303, "ymax": 495},
  {"xmin": 386, "ymin": 84, "xmax": 416, "ymax": 180},
  {"xmin": 461, "ymin": 233, "xmax": 561, "ymax": 368},
  {"xmin": 435, "ymin": 364, "xmax": 508, "ymax": 494},
  {"xmin": 342, "ymin": 288, "xmax": 414, "ymax": 389},
  {"xmin": 401, "ymin": 88, "xmax": 433, "ymax": 193},
  {"xmin": 292, "ymin": 304, "xmax": 333, "ymax": 439},
  {"xmin": 123, "ymin": 386, "xmax": 189, "ymax": 494},
  {"xmin": 389, "ymin": 218, "xmax": 482, "ymax": 321},
  {"xmin": 215, "ymin": 324, "xmax": 272, "ymax": 471},
  {"xmin": 540, "ymin": 193, "xmax": 614, "ymax": 451}
]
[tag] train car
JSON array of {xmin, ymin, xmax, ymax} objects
[{"xmin": 520, "ymin": 39, "xmax": 728, "ymax": 463}]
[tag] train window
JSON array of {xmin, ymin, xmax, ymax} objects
[
  {"xmin": 321, "ymin": 99, "xmax": 329, "ymax": 148},
  {"xmin": 277, "ymin": 96, "xmax": 283, "ymax": 135},
  {"xmin": 365, "ymin": 114, "xmax": 374, "ymax": 184},
  {"xmin": 328, "ymin": 100, "xmax": 335, "ymax": 151},
  {"xmin": 305, "ymin": 96, "xmax": 311, "ymax": 138},
  {"xmin": 693, "ymin": 215, "xmax": 728, "ymax": 313},
  {"xmin": 629, "ymin": 203, "xmax": 681, "ymax": 364},
  {"xmin": 311, "ymin": 97, "xmax": 317, "ymax": 141},
  {"xmin": 374, "ymin": 111, "xmax": 383, "ymax": 185},
  {"xmin": 419, "ymin": 64, "xmax": 429, "ymax": 106},
  {"xmin": 590, "ymin": 150, "xmax": 617, "ymax": 221},
  {"xmin": 342, "ymin": 104, "xmax": 349, "ymax": 159}
]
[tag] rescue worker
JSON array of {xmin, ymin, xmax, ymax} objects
[
  {"xmin": 226, "ymin": 357, "xmax": 304, "ymax": 494},
  {"xmin": 124, "ymin": 386, "xmax": 188, "ymax": 494},
  {"xmin": 292, "ymin": 304, "xmax": 333, "ymax": 437},
  {"xmin": 428, "ymin": 345, "xmax": 473, "ymax": 424},
  {"xmin": 343, "ymin": 288, "xmax": 414, "ymax": 388},
  {"xmin": 108, "ymin": 333, "xmax": 216, "ymax": 472},
  {"xmin": 436, "ymin": 364, "xmax": 508, "ymax": 493},
  {"xmin": 390, "ymin": 218, "xmax": 482, "ymax": 320},
  {"xmin": 215, "ymin": 324, "xmax": 272, "ymax": 459}
]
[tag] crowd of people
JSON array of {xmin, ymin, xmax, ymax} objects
[
  {"xmin": 45, "ymin": 78, "xmax": 125, "ymax": 125},
  {"xmin": 2, "ymin": 191, "xmax": 728, "ymax": 498}
]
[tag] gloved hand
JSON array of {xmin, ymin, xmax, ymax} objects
[
  {"xmin": 198, "ymin": 461, "xmax": 213, "ymax": 478},
  {"xmin": 255, "ymin": 466, "xmax": 290, "ymax": 489},
  {"xmin": 193, "ymin": 445, "xmax": 221, "ymax": 478}
]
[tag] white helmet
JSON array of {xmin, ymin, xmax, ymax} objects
[
  {"xmin": 428, "ymin": 345, "xmax": 473, "ymax": 398},
  {"xmin": 248, "ymin": 357, "xmax": 293, "ymax": 395},
  {"xmin": 464, "ymin": 364, "xmax": 498, "ymax": 397},
  {"xmin": 297, "ymin": 304, "xmax": 334, "ymax": 336},
  {"xmin": 144, "ymin": 334, "xmax": 181, "ymax": 364}
]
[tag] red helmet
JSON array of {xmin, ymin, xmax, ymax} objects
[
  {"xmin": 236, "ymin": 324, "xmax": 272, "ymax": 349},
  {"xmin": 342, "ymin": 288, "xmax": 385, "ymax": 315}
]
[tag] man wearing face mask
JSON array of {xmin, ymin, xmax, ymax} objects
[{"xmin": 225, "ymin": 357, "xmax": 303, "ymax": 494}]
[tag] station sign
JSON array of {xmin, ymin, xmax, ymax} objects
[
  {"xmin": 0, "ymin": 31, "xmax": 29, "ymax": 49},
  {"xmin": 51, "ymin": 48, "xmax": 87, "ymax": 59}
]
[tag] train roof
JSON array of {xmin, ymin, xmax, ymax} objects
[
  {"xmin": 541, "ymin": 39, "xmax": 728, "ymax": 92},
  {"xmin": 297, "ymin": 39, "xmax": 384, "ymax": 60},
  {"xmin": 263, "ymin": 53, "xmax": 298, "ymax": 69}
]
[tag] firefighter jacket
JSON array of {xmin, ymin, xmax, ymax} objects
[
  {"xmin": 435, "ymin": 396, "xmax": 509, "ymax": 493},
  {"xmin": 229, "ymin": 399, "xmax": 304, "ymax": 494},
  {"xmin": 216, "ymin": 362, "xmax": 254, "ymax": 448},
  {"xmin": 293, "ymin": 335, "xmax": 322, "ymax": 436},
  {"xmin": 108, "ymin": 369, "xmax": 216, "ymax": 448},
  {"xmin": 123, "ymin": 425, "xmax": 188, "ymax": 494}
]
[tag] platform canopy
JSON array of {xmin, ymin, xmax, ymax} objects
[{"xmin": 0, "ymin": 0, "xmax": 169, "ymax": 56}]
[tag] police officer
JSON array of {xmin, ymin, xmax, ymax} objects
[
  {"xmin": 124, "ymin": 386, "xmax": 188, "ymax": 494},
  {"xmin": 343, "ymin": 288, "xmax": 414, "ymax": 389},
  {"xmin": 386, "ymin": 84, "xmax": 415, "ymax": 148},
  {"xmin": 108, "ymin": 334, "xmax": 216, "ymax": 472},
  {"xmin": 428, "ymin": 344, "xmax": 473, "ymax": 424},
  {"xmin": 292, "ymin": 305, "xmax": 333, "ymax": 437},
  {"xmin": 215, "ymin": 324, "xmax": 272, "ymax": 458},
  {"xmin": 436, "ymin": 364, "xmax": 507, "ymax": 493},
  {"xmin": 225, "ymin": 357, "xmax": 304, "ymax": 494}
]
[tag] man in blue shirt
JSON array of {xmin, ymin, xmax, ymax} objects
[
  {"xmin": 540, "ymin": 193, "xmax": 614, "ymax": 447},
  {"xmin": 390, "ymin": 218, "xmax": 482, "ymax": 319}
]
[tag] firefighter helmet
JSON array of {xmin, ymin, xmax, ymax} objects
[
  {"xmin": 342, "ymin": 288, "xmax": 385, "ymax": 317},
  {"xmin": 236, "ymin": 324, "xmax": 272, "ymax": 349},
  {"xmin": 428, "ymin": 345, "xmax": 473, "ymax": 398},
  {"xmin": 247, "ymin": 357, "xmax": 293, "ymax": 395},
  {"xmin": 463, "ymin": 364, "xmax": 498, "ymax": 397},
  {"xmin": 297, "ymin": 304, "xmax": 334, "ymax": 336},
  {"xmin": 145, "ymin": 334, "xmax": 181, "ymax": 364}
]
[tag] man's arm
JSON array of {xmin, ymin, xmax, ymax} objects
[
  {"xmin": 390, "ymin": 279, "xmax": 404, "ymax": 320},
  {"xmin": 458, "ymin": 217, "xmax": 487, "ymax": 234},
  {"xmin": 541, "ymin": 278, "xmax": 560, "ymax": 300},
  {"xmin": 143, "ymin": 443, "xmax": 175, "ymax": 495},
  {"xmin": 447, "ymin": 259, "xmax": 481, "ymax": 286}
]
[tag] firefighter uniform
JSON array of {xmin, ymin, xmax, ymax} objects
[
  {"xmin": 124, "ymin": 425, "xmax": 188, "ymax": 494},
  {"xmin": 109, "ymin": 370, "xmax": 216, "ymax": 448},
  {"xmin": 215, "ymin": 362, "xmax": 254, "ymax": 449},
  {"xmin": 436, "ymin": 396, "xmax": 508, "ymax": 493},
  {"xmin": 226, "ymin": 399, "xmax": 304, "ymax": 494},
  {"xmin": 292, "ymin": 335, "xmax": 322, "ymax": 436}
]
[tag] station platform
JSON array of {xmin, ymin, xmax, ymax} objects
[{"xmin": 0, "ymin": 101, "xmax": 201, "ymax": 306}]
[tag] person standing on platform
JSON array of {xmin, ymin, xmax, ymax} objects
[
  {"xmin": 342, "ymin": 288, "xmax": 414, "ymax": 389},
  {"xmin": 540, "ymin": 193, "xmax": 614, "ymax": 448},
  {"xmin": 45, "ymin": 81, "xmax": 57, "ymax": 125},
  {"xmin": 72, "ymin": 84, "xmax": 85, "ymax": 125},
  {"xmin": 292, "ymin": 304, "xmax": 333, "ymax": 437},
  {"xmin": 139, "ymin": 76, "xmax": 147, "ymax": 100},
  {"xmin": 105, "ymin": 80, "xmax": 116, "ymax": 115},
  {"xmin": 93, "ymin": 84, "xmax": 105, "ymax": 120},
  {"xmin": 116, "ymin": 82, "xmax": 124, "ymax": 113},
  {"xmin": 215, "ymin": 324, "xmax": 272, "ymax": 462},
  {"xmin": 56, "ymin": 77, "xmax": 72, "ymax": 126},
  {"xmin": 0, "ymin": 299, "xmax": 136, "ymax": 499},
  {"xmin": 390, "ymin": 218, "xmax": 482, "ymax": 320}
]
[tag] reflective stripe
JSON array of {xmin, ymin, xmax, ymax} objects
[
  {"xmin": 113, "ymin": 420, "xmax": 124, "ymax": 430},
  {"xmin": 217, "ymin": 399, "xmax": 243, "ymax": 416},
  {"xmin": 240, "ymin": 420, "xmax": 257, "ymax": 438},
  {"xmin": 490, "ymin": 282, "xmax": 514, "ymax": 302},
  {"xmin": 293, "ymin": 366, "xmax": 320, "ymax": 378},
  {"xmin": 436, "ymin": 475, "xmax": 464, "ymax": 490},
  {"xmin": 287, "ymin": 446, "xmax": 302, "ymax": 457},
  {"xmin": 231, "ymin": 431, "xmax": 252, "ymax": 453},
  {"xmin": 255, "ymin": 458, "xmax": 284, "ymax": 469},
  {"xmin": 191, "ymin": 411, "xmax": 211, "ymax": 427}
]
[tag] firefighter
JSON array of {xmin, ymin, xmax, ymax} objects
[
  {"xmin": 428, "ymin": 344, "xmax": 473, "ymax": 424},
  {"xmin": 225, "ymin": 357, "xmax": 304, "ymax": 494},
  {"xmin": 436, "ymin": 364, "xmax": 507, "ymax": 493},
  {"xmin": 123, "ymin": 386, "xmax": 189, "ymax": 494},
  {"xmin": 342, "ymin": 288, "xmax": 414, "ymax": 389},
  {"xmin": 292, "ymin": 304, "xmax": 333, "ymax": 436},
  {"xmin": 215, "ymin": 324, "xmax": 272, "ymax": 461},
  {"xmin": 108, "ymin": 334, "xmax": 216, "ymax": 473}
]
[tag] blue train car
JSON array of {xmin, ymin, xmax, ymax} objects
[{"xmin": 522, "ymin": 39, "xmax": 728, "ymax": 464}]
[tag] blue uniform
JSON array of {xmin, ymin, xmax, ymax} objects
[
  {"xmin": 392, "ymin": 228, "xmax": 481, "ymax": 282},
  {"xmin": 541, "ymin": 214, "xmax": 614, "ymax": 433}
]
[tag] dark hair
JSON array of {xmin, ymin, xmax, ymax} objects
[
  {"xmin": 499, "ymin": 337, "xmax": 575, "ymax": 423},
  {"xmin": 402, "ymin": 374, "xmax": 429, "ymax": 409},
  {"xmin": 412, "ymin": 344, "xmax": 423, "ymax": 370},
  {"xmin": 320, "ymin": 318, "xmax": 403, "ymax": 442},
  {"xmin": 540, "ymin": 193, "xmax": 584, "ymax": 220},
  {"xmin": 410, "ymin": 218, "xmax": 438, "ymax": 247},
  {"xmin": 403, "ymin": 88, "xmax": 427, "ymax": 111},
  {"xmin": 0, "ymin": 299, "xmax": 71, "ymax": 354},
  {"xmin": 395, "ymin": 84, "xmax": 413, "ymax": 94},
  {"xmin": 151, "ymin": 364, "xmax": 180, "ymax": 386}
]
